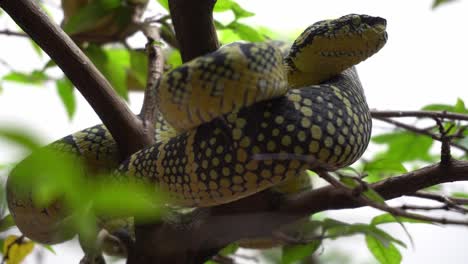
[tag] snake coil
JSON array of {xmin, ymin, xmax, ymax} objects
[{"xmin": 7, "ymin": 14, "xmax": 387, "ymax": 244}]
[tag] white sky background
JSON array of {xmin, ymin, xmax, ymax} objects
[{"xmin": 0, "ymin": 0, "xmax": 468, "ymax": 263}]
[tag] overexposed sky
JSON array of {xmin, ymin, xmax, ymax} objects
[{"xmin": 0, "ymin": 0, "xmax": 468, "ymax": 263}]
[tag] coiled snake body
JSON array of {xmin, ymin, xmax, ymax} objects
[{"xmin": 7, "ymin": 14, "xmax": 387, "ymax": 244}]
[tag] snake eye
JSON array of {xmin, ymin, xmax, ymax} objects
[{"xmin": 351, "ymin": 15, "xmax": 361, "ymax": 26}]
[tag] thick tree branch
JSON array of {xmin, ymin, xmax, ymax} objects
[
  {"xmin": 168, "ymin": 0, "xmax": 219, "ymax": 61},
  {"xmin": 0, "ymin": 0, "xmax": 152, "ymax": 157}
]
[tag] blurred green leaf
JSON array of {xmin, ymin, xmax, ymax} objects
[
  {"xmin": 422, "ymin": 98, "xmax": 468, "ymax": 114},
  {"xmin": 372, "ymin": 131, "xmax": 434, "ymax": 162},
  {"xmin": 226, "ymin": 22, "xmax": 265, "ymax": 42},
  {"xmin": 282, "ymin": 240, "xmax": 321, "ymax": 264},
  {"xmin": 363, "ymin": 159, "xmax": 407, "ymax": 182},
  {"xmin": 91, "ymin": 180, "xmax": 165, "ymax": 220},
  {"xmin": 62, "ymin": 0, "xmax": 121, "ymax": 34},
  {"xmin": 127, "ymin": 51, "xmax": 148, "ymax": 90},
  {"xmin": 29, "ymin": 40, "xmax": 43, "ymax": 58},
  {"xmin": 214, "ymin": 0, "xmax": 255, "ymax": 19},
  {"xmin": 3, "ymin": 71, "xmax": 48, "ymax": 86},
  {"xmin": 41, "ymin": 244, "xmax": 55, "ymax": 255},
  {"xmin": 156, "ymin": 0, "xmax": 169, "ymax": 11},
  {"xmin": 0, "ymin": 127, "xmax": 42, "ymax": 150},
  {"xmin": 0, "ymin": 215, "xmax": 15, "ymax": 232},
  {"xmin": 366, "ymin": 235, "xmax": 402, "ymax": 264},
  {"xmin": 55, "ymin": 78, "xmax": 76, "ymax": 120},
  {"xmin": 371, "ymin": 213, "xmax": 431, "ymax": 226},
  {"xmin": 85, "ymin": 45, "xmax": 129, "ymax": 99},
  {"xmin": 432, "ymin": 0, "xmax": 456, "ymax": 9},
  {"xmin": 167, "ymin": 49, "xmax": 182, "ymax": 69}
]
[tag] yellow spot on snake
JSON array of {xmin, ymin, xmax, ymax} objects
[
  {"xmin": 246, "ymin": 161, "xmax": 258, "ymax": 170},
  {"xmin": 301, "ymin": 118, "xmax": 311, "ymax": 128},
  {"xmin": 222, "ymin": 167, "xmax": 230, "ymax": 176},
  {"xmin": 334, "ymin": 145, "xmax": 342, "ymax": 155},
  {"xmin": 237, "ymin": 149, "xmax": 248, "ymax": 162},
  {"xmin": 210, "ymin": 170, "xmax": 218, "ymax": 179},
  {"xmin": 327, "ymin": 123, "xmax": 336, "ymax": 135},
  {"xmin": 319, "ymin": 148, "xmax": 330, "ymax": 161},
  {"xmin": 212, "ymin": 158, "xmax": 220, "ymax": 166},
  {"xmin": 198, "ymin": 182, "xmax": 207, "ymax": 191},
  {"xmin": 281, "ymin": 136, "xmax": 292, "ymax": 146},
  {"xmin": 244, "ymin": 172, "xmax": 257, "ymax": 182},
  {"xmin": 236, "ymin": 118, "xmax": 247, "ymax": 128},
  {"xmin": 272, "ymin": 129, "xmax": 280, "ymax": 136},
  {"xmin": 202, "ymin": 160, "xmax": 208, "ymax": 169},
  {"xmin": 233, "ymin": 129, "xmax": 242, "ymax": 140},
  {"xmin": 235, "ymin": 164, "xmax": 245, "ymax": 174},
  {"xmin": 261, "ymin": 170, "xmax": 272, "ymax": 178},
  {"xmin": 209, "ymin": 181, "xmax": 218, "ymax": 190},
  {"xmin": 220, "ymin": 179, "xmax": 231, "ymax": 188},
  {"xmin": 301, "ymin": 107, "xmax": 313, "ymax": 117},
  {"xmin": 257, "ymin": 134, "xmax": 265, "ymax": 141},
  {"xmin": 267, "ymin": 141, "xmax": 276, "ymax": 151},
  {"xmin": 275, "ymin": 116, "xmax": 285, "ymax": 124},
  {"xmin": 216, "ymin": 146, "xmax": 224, "ymax": 154},
  {"xmin": 263, "ymin": 111, "xmax": 271, "ymax": 118},
  {"xmin": 309, "ymin": 141, "xmax": 319, "ymax": 153},
  {"xmin": 311, "ymin": 125, "xmax": 322, "ymax": 140},
  {"xmin": 233, "ymin": 176, "xmax": 243, "ymax": 184},
  {"xmin": 289, "ymin": 160, "xmax": 301, "ymax": 169},
  {"xmin": 240, "ymin": 137, "xmax": 251, "ymax": 148},
  {"xmin": 297, "ymin": 131, "xmax": 306, "ymax": 142},
  {"xmin": 324, "ymin": 137, "xmax": 333, "ymax": 148},
  {"xmin": 294, "ymin": 146, "xmax": 304, "ymax": 154},
  {"xmin": 290, "ymin": 94, "xmax": 301, "ymax": 102},
  {"xmin": 287, "ymin": 124, "xmax": 295, "ymax": 132},
  {"xmin": 274, "ymin": 164, "xmax": 286, "ymax": 174},
  {"xmin": 205, "ymin": 148, "xmax": 212, "ymax": 157},
  {"xmin": 224, "ymin": 154, "xmax": 232, "ymax": 163}
]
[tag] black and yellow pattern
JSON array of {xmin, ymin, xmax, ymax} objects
[
  {"xmin": 158, "ymin": 42, "xmax": 288, "ymax": 131},
  {"xmin": 7, "ymin": 14, "xmax": 387, "ymax": 245},
  {"xmin": 119, "ymin": 68, "xmax": 371, "ymax": 206}
]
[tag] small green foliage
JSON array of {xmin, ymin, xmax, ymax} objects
[
  {"xmin": 366, "ymin": 235, "xmax": 402, "ymax": 264},
  {"xmin": 422, "ymin": 98, "xmax": 468, "ymax": 113},
  {"xmin": 213, "ymin": 0, "xmax": 255, "ymax": 19},
  {"xmin": 363, "ymin": 159, "xmax": 407, "ymax": 183},
  {"xmin": 282, "ymin": 240, "xmax": 321, "ymax": 264},
  {"xmin": 156, "ymin": 0, "xmax": 169, "ymax": 11},
  {"xmin": 2, "ymin": 71, "xmax": 49, "ymax": 86},
  {"xmin": 85, "ymin": 45, "xmax": 130, "ymax": 99},
  {"xmin": 225, "ymin": 22, "xmax": 265, "ymax": 42},
  {"xmin": 55, "ymin": 78, "xmax": 76, "ymax": 120},
  {"xmin": 371, "ymin": 213, "xmax": 431, "ymax": 226},
  {"xmin": 0, "ymin": 215, "xmax": 15, "ymax": 232},
  {"xmin": 432, "ymin": 0, "xmax": 457, "ymax": 9},
  {"xmin": 204, "ymin": 243, "xmax": 239, "ymax": 264},
  {"xmin": 62, "ymin": 0, "xmax": 121, "ymax": 34},
  {"xmin": 372, "ymin": 131, "xmax": 434, "ymax": 162},
  {"xmin": 166, "ymin": 49, "xmax": 182, "ymax": 69}
]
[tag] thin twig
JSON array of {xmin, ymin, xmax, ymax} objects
[
  {"xmin": 398, "ymin": 204, "xmax": 468, "ymax": 214},
  {"xmin": 139, "ymin": 35, "xmax": 164, "ymax": 124},
  {"xmin": 0, "ymin": 29, "xmax": 28, "ymax": 37},
  {"xmin": 316, "ymin": 171, "xmax": 468, "ymax": 226},
  {"xmin": 371, "ymin": 110, "xmax": 468, "ymax": 122},
  {"xmin": 374, "ymin": 117, "xmax": 468, "ymax": 153},
  {"xmin": 409, "ymin": 192, "xmax": 468, "ymax": 206}
]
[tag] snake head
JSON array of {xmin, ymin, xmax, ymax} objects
[{"xmin": 286, "ymin": 14, "xmax": 388, "ymax": 87}]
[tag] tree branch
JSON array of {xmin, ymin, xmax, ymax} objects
[
  {"xmin": 371, "ymin": 110, "xmax": 468, "ymax": 121},
  {"xmin": 168, "ymin": 0, "xmax": 219, "ymax": 61},
  {"xmin": 0, "ymin": 29, "xmax": 28, "ymax": 37},
  {"xmin": 0, "ymin": 0, "xmax": 152, "ymax": 157}
]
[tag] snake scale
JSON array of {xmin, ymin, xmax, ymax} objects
[{"xmin": 7, "ymin": 14, "xmax": 387, "ymax": 245}]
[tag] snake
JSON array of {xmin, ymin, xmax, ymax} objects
[{"xmin": 6, "ymin": 14, "xmax": 387, "ymax": 246}]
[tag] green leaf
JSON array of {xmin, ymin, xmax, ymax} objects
[
  {"xmin": 218, "ymin": 243, "xmax": 239, "ymax": 256},
  {"xmin": 213, "ymin": 0, "xmax": 255, "ymax": 19},
  {"xmin": 41, "ymin": 244, "xmax": 55, "ymax": 254},
  {"xmin": 85, "ymin": 45, "xmax": 129, "ymax": 99},
  {"xmin": 29, "ymin": 40, "xmax": 43, "ymax": 58},
  {"xmin": 127, "ymin": 51, "xmax": 148, "ymax": 90},
  {"xmin": 432, "ymin": 0, "xmax": 456, "ymax": 9},
  {"xmin": 0, "ymin": 215, "xmax": 15, "ymax": 232},
  {"xmin": 363, "ymin": 159, "xmax": 407, "ymax": 182},
  {"xmin": 282, "ymin": 240, "xmax": 321, "ymax": 264},
  {"xmin": 0, "ymin": 127, "xmax": 42, "ymax": 150},
  {"xmin": 156, "ymin": 0, "xmax": 169, "ymax": 11},
  {"xmin": 366, "ymin": 235, "xmax": 402, "ymax": 264},
  {"xmin": 166, "ymin": 49, "xmax": 182, "ymax": 69},
  {"xmin": 3, "ymin": 71, "xmax": 48, "ymax": 85},
  {"xmin": 454, "ymin": 98, "xmax": 467, "ymax": 113},
  {"xmin": 371, "ymin": 213, "xmax": 431, "ymax": 226},
  {"xmin": 226, "ymin": 22, "xmax": 265, "ymax": 42},
  {"xmin": 372, "ymin": 131, "xmax": 434, "ymax": 162},
  {"xmin": 55, "ymin": 78, "xmax": 77, "ymax": 120},
  {"xmin": 62, "ymin": 0, "xmax": 122, "ymax": 34}
]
